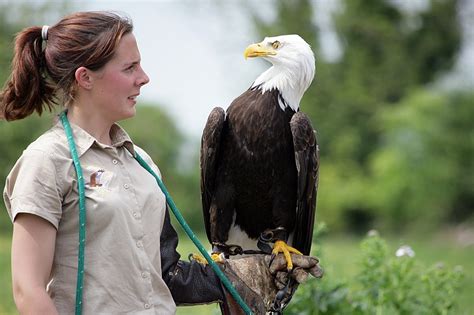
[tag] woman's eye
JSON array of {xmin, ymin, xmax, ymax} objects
[{"xmin": 272, "ymin": 41, "xmax": 280, "ymax": 49}]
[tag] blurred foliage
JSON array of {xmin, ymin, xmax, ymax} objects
[
  {"xmin": 252, "ymin": 0, "xmax": 473, "ymax": 233},
  {"xmin": 287, "ymin": 231, "xmax": 464, "ymax": 314},
  {"xmin": 0, "ymin": 0, "xmax": 72, "ymax": 84},
  {"xmin": 0, "ymin": 112, "xmax": 56, "ymax": 233},
  {"xmin": 369, "ymin": 91, "xmax": 474, "ymax": 229}
]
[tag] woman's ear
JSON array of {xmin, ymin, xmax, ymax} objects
[{"xmin": 75, "ymin": 67, "xmax": 93, "ymax": 90}]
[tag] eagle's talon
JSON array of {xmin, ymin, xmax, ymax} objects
[
  {"xmin": 189, "ymin": 252, "xmax": 226, "ymax": 265},
  {"xmin": 272, "ymin": 240, "xmax": 303, "ymax": 271},
  {"xmin": 211, "ymin": 252, "xmax": 226, "ymax": 263},
  {"xmin": 190, "ymin": 253, "xmax": 209, "ymax": 265}
]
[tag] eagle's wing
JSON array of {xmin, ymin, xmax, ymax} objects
[
  {"xmin": 200, "ymin": 107, "xmax": 226, "ymax": 244},
  {"xmin": 290, "ymin": 112, "xmax": 319, "ymax": 256}
]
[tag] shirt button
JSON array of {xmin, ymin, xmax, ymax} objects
[
  {"xmin": 112, "ymin": 159, "xmax": 118, "ymax": 165},
  {"xmin": 141, "ymin": 271, "xmax": 148, "ymax": 279},
  {"xmin": 144, "ymin": 303, "xmax": 151, "ymax": 309},
  {"xmin": 136, "ymin": 240, "xmax": 143, "ymax": 248},
  {"xmin": 123, "ymin": 183, "xmax": 130, "ymax": 189},
  {"xmin": 133, "ymin": 212, "xmax": 141, "ymax": 219}
]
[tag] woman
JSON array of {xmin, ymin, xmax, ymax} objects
[{"xmin": 1, "ymin": 11, "xmax": 224, "ymax": 314}]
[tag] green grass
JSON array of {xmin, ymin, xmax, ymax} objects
[{"xmin": 1, "ymin": 230, "xmax": 472, "ymax": 314}]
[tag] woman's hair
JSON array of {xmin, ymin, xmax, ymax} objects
[{"xmin": 0, "ymin": 11, "xmax": 133, "ymax": 121}]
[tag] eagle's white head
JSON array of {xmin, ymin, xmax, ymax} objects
[{"xmin": 244, "ymin": 34, "xmax": 316, "ymax": 112}]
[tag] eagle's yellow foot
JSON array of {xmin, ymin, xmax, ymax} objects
[
  {"xmin": 189, "ymin": 253, "xmax": 225, "ymax": 265},
  {"xmin": 272, "ymin": 240, "xmax": 303, "ymax": 270},
  {"xmin": 211, "ymin": 252, "xmax": 226, "ymax": 263},
  {"xmin": 190, "ymin": 253, "xmax": 209, "ymax": 264}
]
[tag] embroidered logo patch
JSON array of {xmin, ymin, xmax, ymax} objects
[{"xmin": 85, "ymin": 169, "xmax": 106, "ymax": 188}]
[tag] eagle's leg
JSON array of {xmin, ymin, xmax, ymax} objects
[
  {"xmin": 211, "ymin": 242, "xmax": 229, "ymax": 263},
  {"xmin": 191, "ymin": 196, "xmax": 234, "ymax": 265},
  {"xmin": 208, "ymin": 190, "xmax": 235, "ymax": 261},
  {"xmin": 189, "ymin": 238, "xmax": 229, "ymax": 265},
  {"xmin": 211, "ymin": 253, "xmax": 225, "ymax": 263},
  {"xmin": 191, "ymin": 244, "xmax": 245, "ymax": 265}
]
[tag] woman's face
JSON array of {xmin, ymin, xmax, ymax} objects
[{"xmin": 89, "ymin": 33, "xmax": 149, "ymax": 123}]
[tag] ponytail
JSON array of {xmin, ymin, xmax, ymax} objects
[
  {"xmin": 0, "ymin": 12, "xmax": 133, "ymax": 121},
  {"xmin": 0, "ymin": 26, "xmax": 55, "ymax": 121}
]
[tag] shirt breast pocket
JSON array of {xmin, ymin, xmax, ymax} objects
[{"xmin": 83, "ymin": 167, "xmax": 117, "ymax": 207}]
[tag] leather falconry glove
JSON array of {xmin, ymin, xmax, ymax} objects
[{"xmin": 218, "ymin": 253, "xmax": 323, "ymax": 315}]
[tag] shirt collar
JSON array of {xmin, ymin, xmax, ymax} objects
[
  {"xmin": 54, "ymin": 119, "xmax": 136, "ymax": 157},
  {"xmin": 109, "ymin": 123, "xmax": 135, "ymax": 155}
]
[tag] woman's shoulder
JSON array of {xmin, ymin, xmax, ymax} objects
[
  {"xmin": 23, "ymin": 122, "xmax": 69, "ymax": 160},
  {"xmin": 133, "ymin": 145, "xmax": 162, "ymax": 178},
  {"xmin": 133, "ymin": 144, "xmax": 150, "ymax": 160}
]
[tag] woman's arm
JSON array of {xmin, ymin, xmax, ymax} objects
[
  {"xmin": 160, "ymin": 206, "xmax": 225, "ymax": 305},
  {"xmin": 11, "ymin": 213, "xmax": 58, "ymax": 315}
]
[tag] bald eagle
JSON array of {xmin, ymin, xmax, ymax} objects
[{"xmin": 200, "ymin": 35, "xmax": 319, "ymax": 270}]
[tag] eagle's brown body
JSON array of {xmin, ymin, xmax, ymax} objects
[{"xmin": 200, "ymin": 86, "xmax": 318, "ymax": 256}]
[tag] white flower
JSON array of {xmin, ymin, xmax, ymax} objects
[
  {"xmin": 395, "ymin": 245, "xmax": 415, "ymax": 257},
  {"xmin": 367, "ymin": 229, "xmax": 379, "ymax": 237}
]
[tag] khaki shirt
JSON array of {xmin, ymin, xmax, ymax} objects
[{"xmin": 4, "ymin": 119, "xmax": 176, "ymax": 314}]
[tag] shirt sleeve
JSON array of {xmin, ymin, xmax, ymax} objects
[{"xmin": 3, "ymin": 148, "xmax": 62, "ymax": 229}]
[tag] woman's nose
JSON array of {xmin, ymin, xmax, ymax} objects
[{"xmin": 138, "ymin": 66, "xmax": 150, "ymax": 86}]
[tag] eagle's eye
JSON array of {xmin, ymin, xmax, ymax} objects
[{"xmin": 271, "ymin": 40, "xmax": 281, "ymax": 49}]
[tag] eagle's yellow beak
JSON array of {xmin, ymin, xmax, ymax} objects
[{"xmin": 244, "ymin": 42, "xmax": 277, "ymax": 59}]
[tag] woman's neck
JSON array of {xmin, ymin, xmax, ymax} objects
[{"xmin": 66, "ymin": 105, "xmax": 113, "ymax": 146}]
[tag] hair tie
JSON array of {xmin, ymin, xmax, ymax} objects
[{"xmin": 41, "ymin": 25, "xmax": 49, "ymax": 41}]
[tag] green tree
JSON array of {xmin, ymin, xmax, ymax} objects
[
  {"xmin": 0, "ymin": 114, "xmax": 56, "ymax": 233},
  {"xmin": 0, "ymin": 1, "xmax": 72, "ymax": 83},
  {"xmin": 369, "ymin": 91, "xmax": 474, "ymax": 229}
]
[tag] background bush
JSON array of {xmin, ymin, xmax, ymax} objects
[{"xmin": 287, "ymin": 231, "xmax": 464, "ymax": 315}]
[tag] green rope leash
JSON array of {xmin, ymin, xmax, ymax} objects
[
  {"xmin": 60, "ymin": 111, "xmax": 252, "ymax": 315},
  {"xmin": 135, "ymin": 153, "xmax": 253, "ymax": 315},
  {"xmin": 59, "ymin": 112, "xmax": 86, "ymax": 315}
]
